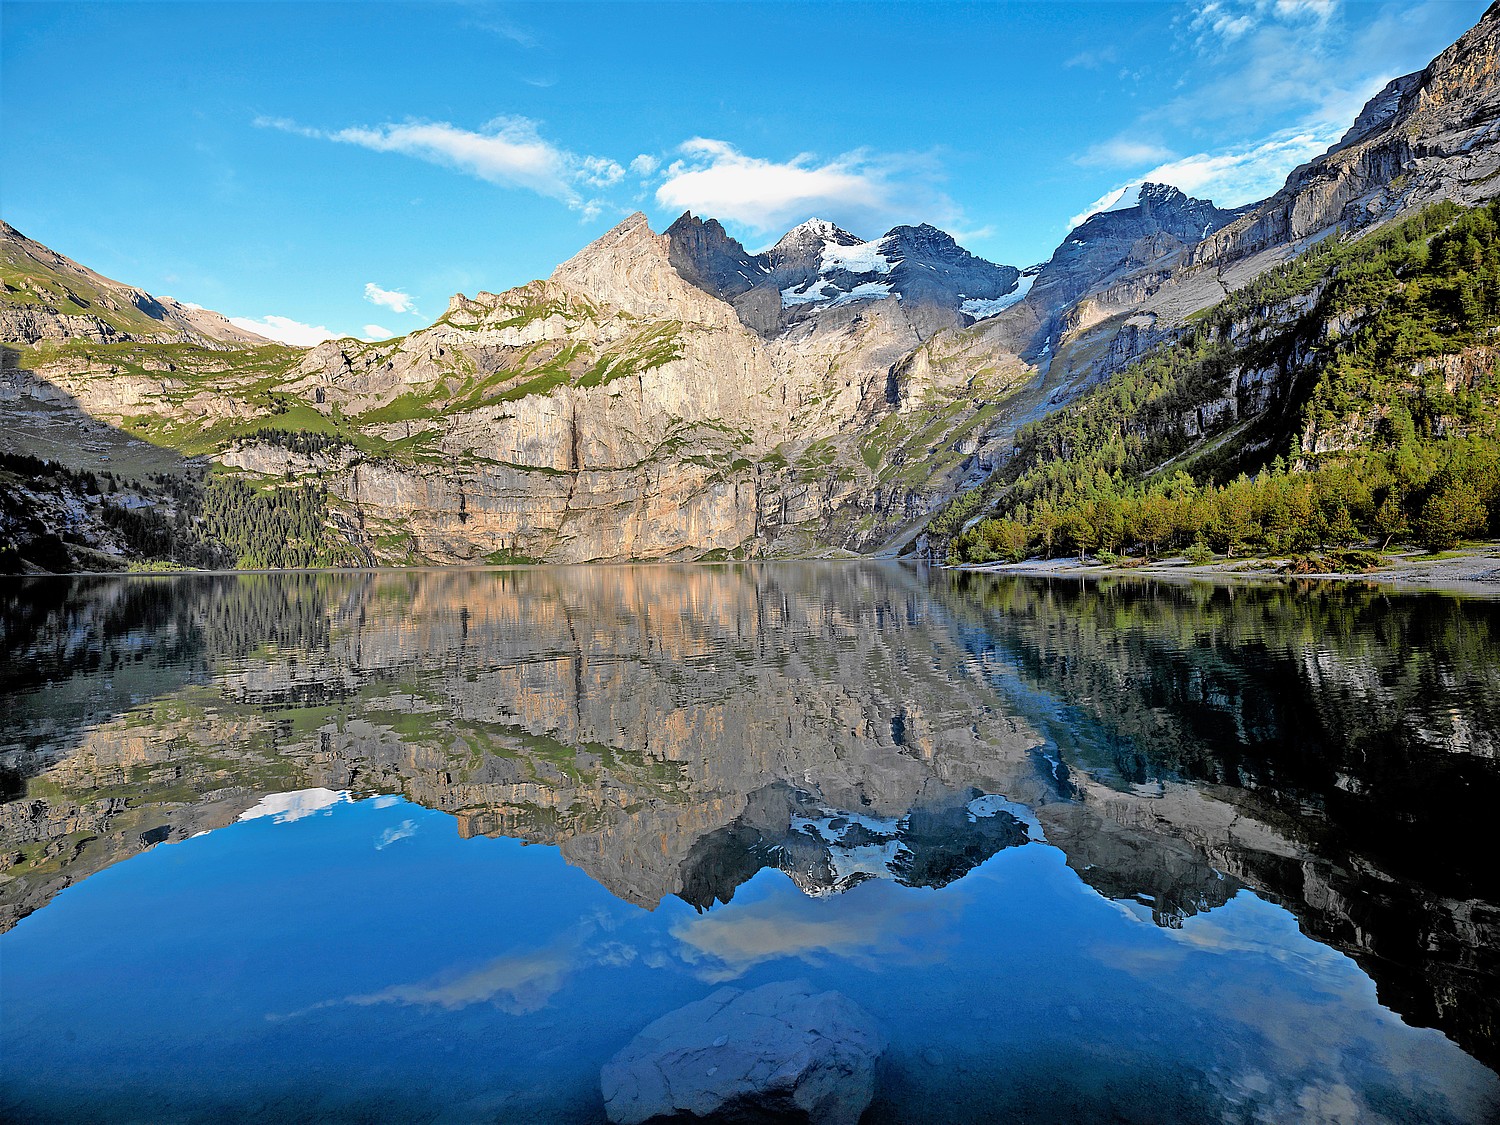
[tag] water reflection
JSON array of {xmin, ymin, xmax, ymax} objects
[{"xmin": 1, "ymin": 564, "xmax": 1498, "ymax": 1121}]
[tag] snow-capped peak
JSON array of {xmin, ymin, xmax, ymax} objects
[{"xmin": 769, "ymin": 218, "xmax": 864, "ymax": 258}]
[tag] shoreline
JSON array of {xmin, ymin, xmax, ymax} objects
[
  {"xmin": 10, "ymin": 544, "xmax": 1500, "ymax": 596},
  {"xmin": 947, "ymin": 543, "xmax": 1500, "ymax": 595}
]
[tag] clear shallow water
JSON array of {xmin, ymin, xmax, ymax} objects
[{"xmin": 1, "ymin": 564, "xmax": 1497, "ymax": 1124}]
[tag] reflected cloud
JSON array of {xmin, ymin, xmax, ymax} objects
[
  {"xmin": 345, "ymin": 947, "xmax": 572, "ymax": 1015},
  {"xmin": 375, "ymin": 819, "xmax": 418, "ymax": 850},
  {"xmin": 273, "ymin": 917, "xmax": 650, "ymax": 1022},
  {"xmin": 672, "ymin": 879, "xmax": 961, "ymax": 982}
]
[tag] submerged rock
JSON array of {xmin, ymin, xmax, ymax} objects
[{"xmin": 600, "ymin": 981, "xmax": 883, "ymax": 1125}]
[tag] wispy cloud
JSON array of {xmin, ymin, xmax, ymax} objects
[
  {"xmin": 1073, "ymin": 137, "xmax": 1177, "ymax": 169},
  {"xmin": 1064, "ymin": 45, "xmax": 1119, "ymax": 70},
  {"xmin": 362, "ymin": 324, "xmax": 394, "ymax": 340},
  {"xmin": 227, "ymin": 314, "xmax": 342, "ymax": 347},
  {"xmin": 363, "ymin": 282, "xmax": 416, "ymax": 315},
  {"xmin": 653, "ymin": 138, "xmax": 960, "ymax": 240},
  {"xmin": 256, "ymin": 114, "xmax": 620, "ymax": 214},
  {"xmin": 375, "ymin": 818, "xmax": 417, "ymax": 849},
  {"xmin": 1062, "ymin": 0, "xmax": 1441, "ymax": 232},
  {"xmin": 1189, "ymin": 0, "xmax": 1339, "ymax": 48},
  {"xmin": 1065, "ymin": 122, "xmax": 1341, "ymax": 229},
  {"xmin": 330, "ymin": 947, "xmax": 571, "ymax": 1015}
]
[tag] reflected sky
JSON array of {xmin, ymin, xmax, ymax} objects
[
  {"xmin": 5, "ymin": 789, "xmax": 1494, "ymax": 1124},
  {"xmin": 2, "ymin": 565, "xmax": 1498, "ymax": 1123}
]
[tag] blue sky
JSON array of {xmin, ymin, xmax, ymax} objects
[{"xmin": 2, "ymin": 0, "xmax": 1488, "ymax": 344}]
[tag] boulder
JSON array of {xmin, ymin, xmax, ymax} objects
[{"xmin": 600, "ymin": 981, "xmax": 883, "ymax": 1125}]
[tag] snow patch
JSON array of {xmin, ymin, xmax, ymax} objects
[
  {"xmin": 781, "ymin": 279, "xmax": 895, "ymax": 310},
  {"xmin": 1104, "ymin": 182, "xmax": 1145, "ymax": 213},
  {"xmin": 820, "ymin": 237, "xmax": 894, "ymax": 276},
  {"xmin": 781, "ymin": 280, "xmax": 833, "ymax": 307},
  {"xmin": 961, "ymin": 272, "xmax": 1035, "ymax": 320},
  {"xmin": 967, "ymin": 793, "xmax": 1046, "ymax": 841},
  {"xmin": 829, "ymin": 281, "xmax": 894, "ymax": 306}
]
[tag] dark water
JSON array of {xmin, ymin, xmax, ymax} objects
[{"xmin": 1, "ymin": 564, "xmax": 1497, "ymax": 1124}]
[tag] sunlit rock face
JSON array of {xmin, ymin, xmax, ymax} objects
[{"xmin": 2, "ymin": 567, "xmax": 1498, "ymax": 1068}]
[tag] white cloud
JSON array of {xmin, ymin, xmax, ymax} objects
[
  {"xmin": 1190, "ymin": 0, "xmax": 1339, "ymax": 46},
  {"xmin": 671, "ymin": 879, "xmax": 960, "ymax": 982},
  {"xmin": 227, "ymin": 314, "xmax": 342, "ymax": 347},
  {"xmin": 1074, "ymin": 138, "xmax": 1177, "ymax": 169},
  {"xmin": 655, "ymin": 138, "xmax": 959, "ymax": 239},
  {"xmin": 362, "ymin": 323, "xmax": 394, "ymax": 340},
  {"xmin": 1065, "ymin": 122, "xmax": 1342, "ymax": 230},
  {"xmin": 1064, "ymin": 46, "xmax": 1119, "ymax": 70},
  {"xmin": 334, "ymin": 116, "xmax": 575, "ymax": 199},
  {"xmin": 578, "ymin": 155, "xmax": 625, "ymax": 187},
  {"xmin": 345, "ymin": 947, "xmax": 570, "ymax": 1014},
  {"xmin": 363, "ymin": 282, "xmax": 416, "ymax": 315},
  {"xmin": 257, "ymin": 114, "xmax": 619, "ymax": 212},
  {"xmin": 628, "ymin": 153, "xmax": 659, "ymax": 177}
]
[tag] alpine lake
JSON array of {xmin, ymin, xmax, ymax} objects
[{"xmin": 2, "ymin": 562, "xmax": 1498, "ymax": 1124}]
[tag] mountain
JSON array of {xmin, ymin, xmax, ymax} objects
[
  {"xmin": 925, "ymin": 3, "xmax": 1500, "ymax": 565},
  {"xmin": 1027, "ymin": 182, "xmax": 1249, "ymax": 316},
  {"xmin": 0, "ymin": 221, "xmax": 267, "ymax": 348},
  {"xmin": 665, "ymin": 212, "xmax": 1023, "ymax": 337},
  {"xmin": 1, "ymin": 3, "xmax": 1498, "ymax": 572}
]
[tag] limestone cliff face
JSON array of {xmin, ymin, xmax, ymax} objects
[{"xmin": 51, "ymin": 208, "xmax": 1020, "ymax": 563}]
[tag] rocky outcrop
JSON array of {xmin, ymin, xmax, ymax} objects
[{"xmin": 600, "ymin": 982, "xmax": 884, "ymax": 1125}]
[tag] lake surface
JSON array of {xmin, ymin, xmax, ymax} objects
[{"xmin": 2, "ymin": 563, "xmax": 1498, "ymax": 1124}]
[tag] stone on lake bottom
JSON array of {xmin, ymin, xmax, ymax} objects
[{"xmin": 601, "ymin": 981, "xmax": 884, "ymax": 1125}]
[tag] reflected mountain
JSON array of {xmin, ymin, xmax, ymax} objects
[
  {"xmin": 676, "ymin": 783, "xmax": 1032, "ymax": 908},
  {"xmin": 0, "ymin": 564, "xmax": 1496, "ymax": 1069}
]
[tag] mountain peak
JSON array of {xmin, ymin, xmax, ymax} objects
[
  {"xmin": 664, "ymin": 211, "xmax": 768, "ymax": 301},
  {"xmin": 769, "ymin": 218, "xmax": 864, "ymax": 260}
]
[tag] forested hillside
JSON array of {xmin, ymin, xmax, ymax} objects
[{"xmin": 936, "ymin": 199, "xmax": 1500, "ymax": 564}]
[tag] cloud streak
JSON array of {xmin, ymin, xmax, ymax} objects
[
  {"xmin": 1066, "ymin": 122, "xmax": 1342, "ymax": 230},
  {"xmin": 1074, "ymin": 137, "xmax": 1177, "ymax": 169},
  {"xmin": 256, "ymin": 114, "xmax": 622, "ymax": 214},
  {"xmin": 672, "ymin": 880, "xmax": 960, "ymax": 982}
]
